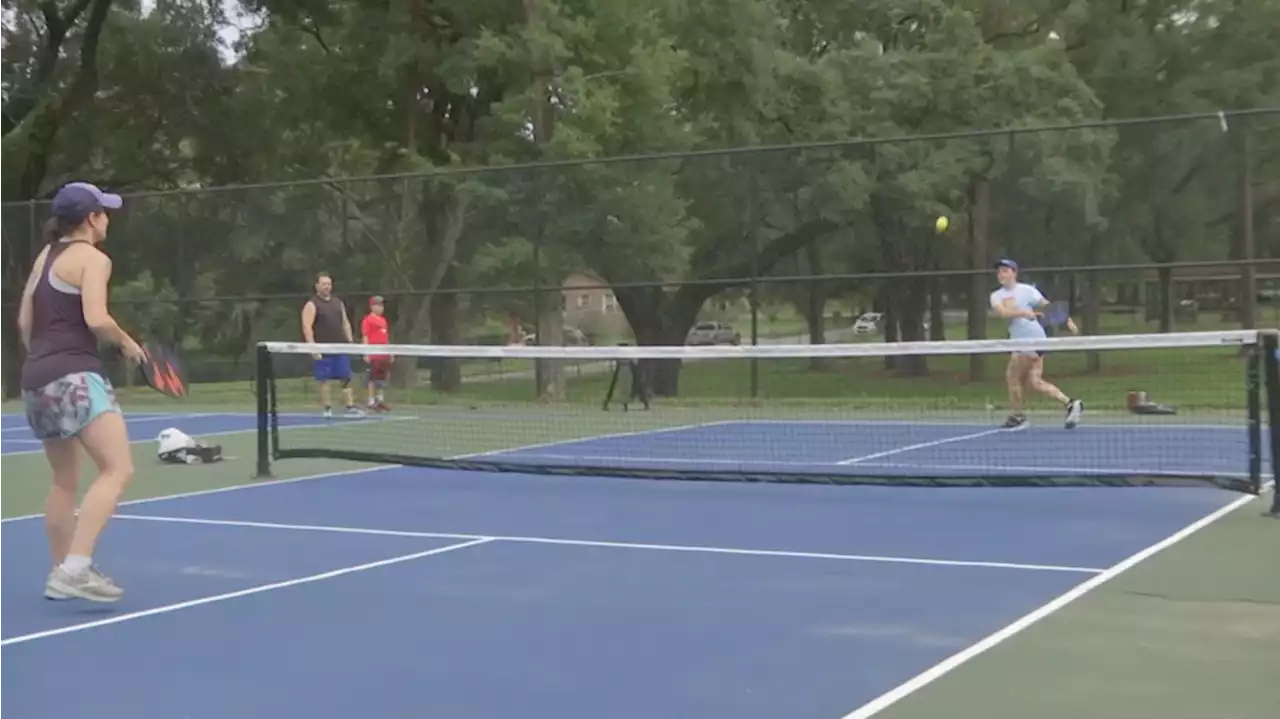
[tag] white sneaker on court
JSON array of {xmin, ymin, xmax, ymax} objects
[
  {"xmin": 45, "ymin": 565, "xmax": 124, "ymax": 603},
  {"xmin": 1065, "ymin": 399, "xmax": 1084, "ymax": 429}
]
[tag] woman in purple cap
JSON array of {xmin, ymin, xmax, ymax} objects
[{"xmin": 17, "ymin": 181, "xmax": 145, "ymax": 603}]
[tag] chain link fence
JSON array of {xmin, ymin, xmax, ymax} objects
[{"xmin": 3, "ymin": 109, "xmax": 1278, "ymax": 399}]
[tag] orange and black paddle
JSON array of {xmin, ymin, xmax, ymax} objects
[{"xmin": 140, "ymin": 342, "xmax": 188, "ymax": 399}]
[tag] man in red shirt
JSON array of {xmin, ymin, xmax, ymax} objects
[{"xmin": 361, "ymin": 295, "xmax": 393, "ymax": 411}]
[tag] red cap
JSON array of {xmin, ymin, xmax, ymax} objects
[{"xmin": 369, "ymin": 295, "xmax": 384, "ymax": 307}]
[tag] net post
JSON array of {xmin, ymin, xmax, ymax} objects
[
  {"xmin": 1247, "ymin": 339, "xmax": 1262, "ymax": 494},
  {"xmin": 1261, "ymin": 330, "xmax": 1280, "ymax": 517},
  {"xmin": 254, "ymin": 342, "xmax": 273, "ymax": 479}
]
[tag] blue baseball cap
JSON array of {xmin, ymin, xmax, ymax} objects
[
  {"xmin": 993, "ymin": 258, "xmax": 1018, "ymax": 271},
  {"xmin": 51, "ymin": 182, "xmax": 122, "ymax": 222}
]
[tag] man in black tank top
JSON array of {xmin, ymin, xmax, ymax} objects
[{"xmin": 300, "ymin": 272, "xmax": 363, "ymax": 417}]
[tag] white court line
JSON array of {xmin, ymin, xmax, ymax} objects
[
  {"xmin": 0, "ymin": 411, "xmax": 402, "ymax": 457},
  {"xmin": 0, "ymin": 413, "xmax": 210, "ymax": 434},
  {"xmin": 839, "ymin": 428, "xmax": 1006, "ymax": 465},
  {"xmin": 112, "ymin": 514, "xmax": 1105, "ymax": 574},
  {"xmin": 0, "ymin": 421, "xmax": 732, "ymax": 523},
  {"xmin": 850, "ymin": 460, "xmax": 1254, "ymax": 481},
  {"xmin": 460, "ymin": 419, "xmax": 739, "ymax": 459},
  {"xmin": 0, "ymin": 537, "xmax": 495, "ymax": 647},
  {"xmin": 0, "ymin": 466, "xmax": 399, "ymax": 524},
  {"xmin": 840, "ymin": 491, "xmax": 1260, "ymax": 719},
  {"xmin": 724, "ymin": 418, "xmax": 1253, "ymax": 431},
  {"xmin": 484, "ymin": 453, "xmax": 1252, "ymax": 480}
]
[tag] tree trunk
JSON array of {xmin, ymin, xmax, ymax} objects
[
  {"xmin": 881, "ymin": 284, "xmax": 899, "ymax": 372},
  {"xmin": 2, "ymin": 318, "xmax": 23, "ymax": 399},
  {"xmin": 535, "ymin": 291, "xmax": 566, "ymax": 401},
  {"xmin": 611, "ymin": 282, "xmax": 714, "ymax": 397},
  {"xmin": 1, "ymin": 0, "xmax": 116, "ymax": 399},
  {"xmin": 967, "ymin": 177, "xmax": 990, "ymax": 381},
  {"xmin": 803, "ymin": 242, "xmax": 830, "ymax": 370},
  {"xmin": 1157, "ymin": 266, "xmax": 1175, "ymax": 333},
  {"xmin": 430, "ymin": 266, "xmax": 461, "ymax": 392},
  {"xmin": 630, "ymin": 305, "xmax": 683, "ymax": 398},
  {"xmin": 1083, "ymin": 233, "xmax": 1103, "ymax": 373},
  {"xmin": 1, "ymin": 206, "xmax": 39, "ymax": 398},
  {"xmin": 896, "ymin": 284, "xmax": 929, "ymax": 377},
  {"xmin": 928, "ymin": 277, "xmax": 945, "ymax": 342}
]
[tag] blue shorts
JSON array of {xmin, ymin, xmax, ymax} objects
[
  {"xmin": 313, "ymin": 355, "xmax": 352, "ymax": 382},
  {"xmin": 22, "ymin": 371, "xmax": 121, "ymax": 440}
]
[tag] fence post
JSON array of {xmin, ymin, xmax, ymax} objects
[{"xmin": 1238, "ymin": 125, "xmax": 1258, "ymax": 330}]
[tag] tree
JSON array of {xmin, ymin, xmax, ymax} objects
[{"xmin": 3, "ymin": 0, "xmax": 117, "ymax": 396}]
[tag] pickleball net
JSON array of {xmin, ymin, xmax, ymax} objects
[{"xmin": 255, "ymin": 329, "xmax": 1280, "ymax": 494}]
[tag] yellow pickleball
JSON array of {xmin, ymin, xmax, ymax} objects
[{"xmin": 935, "ymin": 216, "xmax": 949, "ymax": 232}]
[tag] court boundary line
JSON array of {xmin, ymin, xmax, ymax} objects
[
  {"xmin": 0, "ymin": 414, "xmax": 209, "ymax": 434},
  {"xmin": 476, "ymin": 452, "xmax": 1253, "ymax": 480},
  {"xmin": 720, "ymin": 418, "xmax": 1253, "ymax": 431},
  {"xmin": 1, "ymin": 414, "xmax": 278, "ymax": 457},
  {"xmin": 838, "ymin": 428, "xmax": 1007, "ymax": 465},
  {"xmin": 110, "ymin": 513, "xmax": 1106, "ymax": 574},
  {"xmin": 2, "ymin": 411, "xmax": 1259, "ymax": 432},
  {"xmin": 0, "ymin": 466, "xmax": 399, "ymax": 524},
  {"xmin": 0, "ymin": 421, "xmax": 731, "ymax": 524},
  {"xmin": 456, "ymin": 420, "xmax": 739, "ymax": 459},
  {"xmin": 839, "ymin": 490, "xmax": 1260, "ymax": 719},
  {"xmin": 0, "ymin": 538, "xmax": 495, "ymax": 647}
]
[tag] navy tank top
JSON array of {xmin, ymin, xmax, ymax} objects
[
  {"xmin": 21, "ymin": 241, "xmax": 104, "ymax": 390},
  {"xmin": 310, "ymin": 294, "xmax": 348, "ymax": 343}
]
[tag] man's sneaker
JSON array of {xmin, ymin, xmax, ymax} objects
[
  {"xmin": 1065, "ymin": 399, "xmax": 1084, "ymax": 429},
  {"xmin": 323, "ymin": 407, "xmax": 333, "ymax": 419},
  {"xmin": 45, "ymin": 566, "xmax": 124, "ymax": 603},
  {"xmin": 1001, "ymin": 414, "xmax": 1028, "ymax": 430},
  {"xmin": 44, "ymin": 569, "xmax": 71, "ymax": 600},
  {"xmin": 344, "ymin": 405, "xmax": 366, "ymax": 418}
]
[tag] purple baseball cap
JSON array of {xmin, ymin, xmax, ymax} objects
[{"xmin": 51, "ymin": 182, "xmax": 122, "ymax": 222}]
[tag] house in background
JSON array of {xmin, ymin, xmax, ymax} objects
[
  {"xmin": 561, "ymin": 271, "xmax": 628, "ymax": 341},
  {"xmin": 562, "ymin": 272, "xmax": 621, "ymax": 319}
]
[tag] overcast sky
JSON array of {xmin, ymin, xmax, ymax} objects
[{"xmin": 140, "ymin": 0, "xmax": 260, "ymax": 64}]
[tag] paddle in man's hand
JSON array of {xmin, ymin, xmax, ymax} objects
[{"xmin": 1041, "ymin": 301, "xmax": 1071, "ymax": 328}]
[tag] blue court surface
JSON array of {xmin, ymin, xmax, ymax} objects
[
  {"xmin": 0, "ymin": 411, "xmax": 1258, "ymax": 718},
  {"xmin": 485, "ymin": 419, "xmax": 1258, "ymax": 480}
]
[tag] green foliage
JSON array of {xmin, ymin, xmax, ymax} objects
[{"xmin": 2, "ymin": 0, "xmax": 1277, "ymax": 395}]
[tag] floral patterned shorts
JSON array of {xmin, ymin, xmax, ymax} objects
[{"xmin": 22, "ymin": 372, "xmax": 121, "ymax": 440}]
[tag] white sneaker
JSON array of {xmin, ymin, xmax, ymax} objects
[
  {"xmin": 1065, "ymin": 399, "xmax": 1084, "ymax": 429},
  {"xmin": 323, "ymin": 408, "xmax": 333, "ymax": 419},
  {"xmin": 46, "ymin": 566, "xmax": 124, "ymax": 603},
  {"xmin": 44, "ymin": 569, "xmax": 71, "ymax": 600},
  {"xmin": 344, "ymin": 405, "xmax": 366, "ymax": 418}
]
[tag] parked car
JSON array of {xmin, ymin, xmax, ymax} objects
[
  {"xmin": 852, "ymin": 312, "xmax": 932, "ymax": 338},
  {"xmin": 852, "ymin": 312, "xmax": 882, "ymax": 335},
  {"xmin": 686, "ymin": 321, "xmax": 741, "ymax": 346},
  {"xmin": 523, "ymin": 327, "xmax": 590, "ymax": 346}
]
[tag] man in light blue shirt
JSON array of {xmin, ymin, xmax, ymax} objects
[{"xmin": 989, "ymin": 259, "xmax": 1083, "ymax": 429}]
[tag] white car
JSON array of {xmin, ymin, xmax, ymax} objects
[
  {"xmin": 522, "ymin": 327, "xmax": 590, "ymax": 346},
  {"xmin": 686, "ymin": 321, "xmax": 741, "ymax": 346},
  {"xmin": 852, "ymin": 312, "xmax": 882, "ymax": 335}
]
